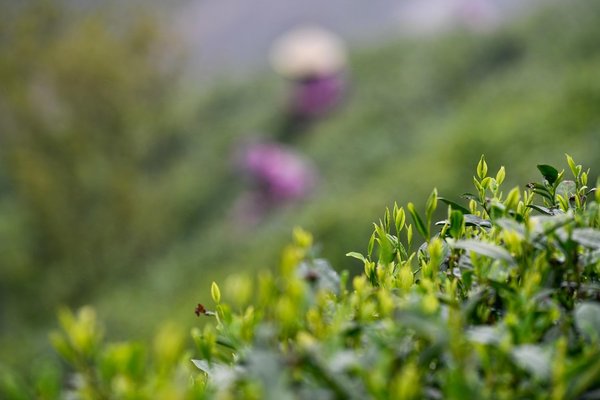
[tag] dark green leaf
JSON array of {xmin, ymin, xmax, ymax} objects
[
  {"xmin": 526, "ymin": 204, "xmax": 561, "ymax": 216},
  {"xmin": 439, "ymin": 197, "xmax": 470, "ymax": 214},
  {"xmin": 464, "ymin": 214, "xmax": 492, "ymax": 229},
  {"xmin": 537, "ymin": 164, "xmax": 559, "ymax": 185},
  {"xmin": 532, "ymin": 189, "xmax": 555, "ymax": 202}
]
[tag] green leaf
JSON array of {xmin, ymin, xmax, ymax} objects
[
  {"xmin": 374, "ymin": 223, "xmax": 394, "ymax": 263},
  {"xmin": 564, "ymin": 354, "xmax": 600, "ymax": 399},
  {"xmin": 526, "ymin": 204, "xmax": 561, "ymax": 216},
  {"xmin": 481, "ymin": 176, "xmax": 492, "ymax": 190},
  {"xmin": 346, "ymin": 252, "xmax": 366, "ymax": 262},
  {"xmin": 453, "ymin": 240, "xmax": 515, "ymax": 265},
  {"xmin": 566, "ymin": 153, "xmax": 578, "ymax": 178},
  {"xmin": 449, "ymin": 210, "xmax": 464, "ymax": 239},
  {"xmin": 464, "ymin": 214, "xmax": 492, "ymax": 229},
  {"xmin": 384, "ymin": 208, "xmax": 391, "ymax": 232},
  {"xmin": 394, "ymin": 203, "xmax": 405, "ymax": 235},
  {"xmin": 439, "ymin": 197, "xmax": 470, "ymax": 214},
  {"xmin": 398, "ymin": 264, "xmax": 413, "ymax": 290},
  {"xmin": 407, "ymin": 202, "xmax": 429, "ymax": 241},
  {"xmin": 407, "ymin": 224, "xmax": 413, "ymax": 248},
  {"xmin": 495, "ymin": 166, "xmax": 506, "ymax": 185},
  {"xmin": 532, "ymin": 189, "xmax": 555, "ymax": 202},
  {"xmin": 537, "ymin": 164, "xmax": 559, "ymax": 186},
  {"xmin": 211, "ymin": 282, "xmax": 221, "ymax": 303},
  {"xmin": 395, "ymin": 240, "xmax": 409, "ymax": 261},
  {"xmin": 504, "ymin": 186, "xmax": 521, "ymax": 210},
  {"xmin": 425, "ymin": 188, "xmax": 438, "ymax": 225},
  {"xmin": 477, "ymin": 155, "xmax": 488, "ymax": 179},
  {"xmin": 367, "ymin": 231, "xmax": 376, "ymax": 258}
]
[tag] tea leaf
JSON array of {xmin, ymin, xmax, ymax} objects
[
  {"xmin": 408, "ymin": 202, "xmax": 429, "ymax": 241},
  {"xmin": 477, "ymin": 155, "xmax": 488, "ymax": 179},
  {"xmin": 537, "ymin": 164, "xmax": 559, "ymax": 186},
  {"xmin": 346, "ymin": 252, "xmax": 366, "ymax": 262},
  {"xmin": 439, "ymin": 197, "xmax": 470, "ymax": 214}
]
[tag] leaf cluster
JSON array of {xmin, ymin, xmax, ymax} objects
[
  {"xmin": 191, "ymin": 156, "xmax": 600, "ymax": 399},
  {"xmin": 3, "ymin": 156, "xmax": 599, "ymax": 399}
]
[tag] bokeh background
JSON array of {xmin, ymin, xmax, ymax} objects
[{"xmin": 1, "ymin": 0, "xmax": 599, "ymax": 375}]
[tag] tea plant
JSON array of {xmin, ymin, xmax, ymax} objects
[
  {"xmin": 5, "ymin": 155, "xmax": 598, "ymax": 399},
  {"xmin": 192, "ymin": 155, "xmax": 600, "ymax": 399}
]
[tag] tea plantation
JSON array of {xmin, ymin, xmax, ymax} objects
[{"xmin": 0, "ymin": 1, "xmax": 600, "ymax": 397}]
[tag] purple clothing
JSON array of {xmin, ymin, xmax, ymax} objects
[
  {"xmin": 290, "ymin": 74, "xmax": 345, "ymax": 118},
  {"xmin": 240, "ymin": 142, "xmax": 317, "ymax": 202}
]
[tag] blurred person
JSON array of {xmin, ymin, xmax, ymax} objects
[
  {"xmin": 269, "ymin": 25, "xmax": 348, "ymax": 141},
  {"xmin": 232, "ymin": 140, "xmax": 318, "ymax": 225}
]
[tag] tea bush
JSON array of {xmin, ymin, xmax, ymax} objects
[
  {"xmin": 5, "ymin": 155, "xmax": 599, "ymax": 399},
  {"xmin": 2, "ymin": 0, "xmax": 600, "ymax": 372}
]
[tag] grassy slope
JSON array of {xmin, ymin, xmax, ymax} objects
[{"xmin": 4, "ymin": 0, "xmax": 600, "ymax": 370}]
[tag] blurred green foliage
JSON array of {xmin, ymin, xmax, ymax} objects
[
  {"xmin": 1, "ymin": 0, "xmax": 600, "ymax": 382},
  {"xmin": 0, "ymin": 1, "xmax": 190, "ymax": 319},
  {"xmin": 3, "ymin": 156, "xmax": 599, "ymax": 399}
]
